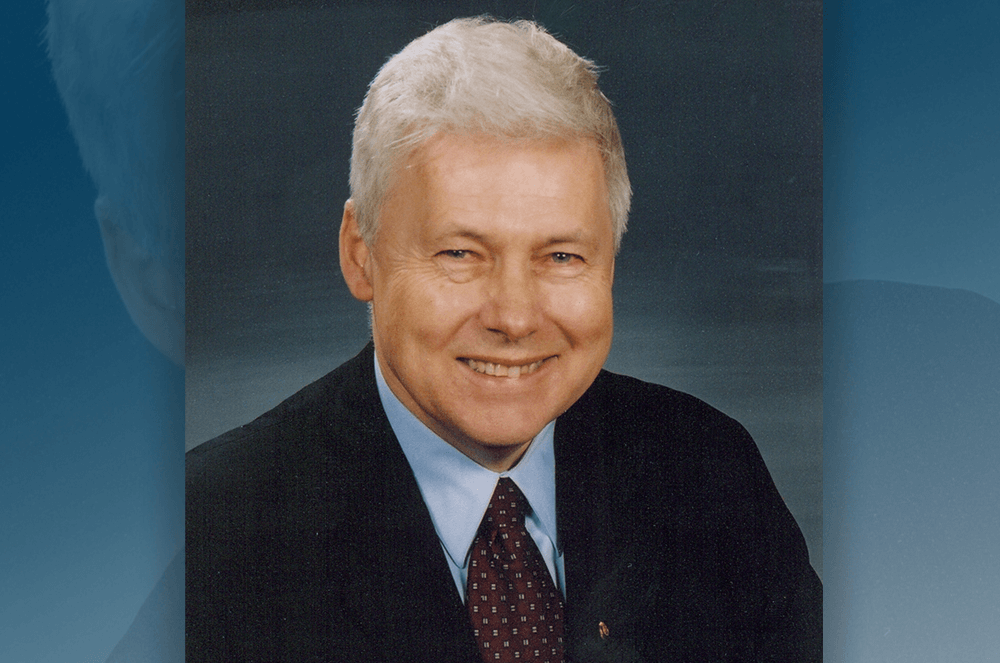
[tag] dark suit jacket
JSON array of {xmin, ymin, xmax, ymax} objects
[{"xmin": 186, "ymin": 344, "xmax": 821, "ymax": 662}]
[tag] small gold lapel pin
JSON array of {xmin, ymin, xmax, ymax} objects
[{"xmin": 598, "ymin": 621, "xmax": 610, "ymax": 639}]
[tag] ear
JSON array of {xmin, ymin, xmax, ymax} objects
[
  {"xmin": 339, "ymin": 199, "xmax": 374, "ymax": 302},
  {"xmin": 96, "ymin": 196, "xmax": 185, "ymax": 365}
]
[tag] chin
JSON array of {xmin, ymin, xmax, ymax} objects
[{"xmin": 451, "ymin": 408, "xmax": 555, "ymax": 450}]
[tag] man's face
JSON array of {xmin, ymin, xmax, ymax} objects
[{"xmin": 343, "ymin": 133, "xmax": 615, "ymax": 470}]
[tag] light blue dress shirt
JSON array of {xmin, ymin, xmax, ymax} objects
[{"xmin": 374, "ymin": 353, "xmax": 566, "ymax": 603}]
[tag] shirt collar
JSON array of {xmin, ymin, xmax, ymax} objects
[{"xmin": 373, "ymin": 351, "xmax": 559, "ymax": 569}]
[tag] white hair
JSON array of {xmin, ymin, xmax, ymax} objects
[{"xmin": 350, "ymin": 16, "xmax": 631, "ymax": 250}]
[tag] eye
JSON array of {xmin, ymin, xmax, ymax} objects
[
  {"xmin": 551, "ymin": 252, "xmax": 580, "ymax": 264},
  {"xmin": 435, "ymin": 248, "xmax": 482, "ymax": 283}
]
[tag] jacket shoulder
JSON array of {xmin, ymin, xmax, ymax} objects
[
  {"xmin": 565, "ymin": 369, "xmax": 755, "ymax": 459},
  {"xmin": 186, "ymin": 345, "xmax": 379, "ymax": 489},
  {"xmin": 558, "ymin": 370, "xmax": 822, "ymax": 662}
]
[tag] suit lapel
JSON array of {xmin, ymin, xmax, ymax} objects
[
  {"xmin": 351, "ymin": 349, "xmax": 654, "ymax": 661},
  {"xmin": 554, "ymin": 371, "xmax": 656, "ymax": 663},
  {"xmin": 555, "ymin": 373, "xmax": 619, "ymax": 659},
  {"xmin": 346, "ymin": 345, "xmax": 480, "ymax": 662}
]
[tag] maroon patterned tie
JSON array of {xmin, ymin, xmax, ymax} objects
[{"xmin": 467, "ymin": 478, "xmax": 565, "ymax": 663}]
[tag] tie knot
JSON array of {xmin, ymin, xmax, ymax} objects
[{"xmin": 483, "ymin": 477, "xmax": 529, "ymax": 532}]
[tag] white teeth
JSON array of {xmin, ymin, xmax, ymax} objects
[{"xmin": 465, "ymin": 358, "xmax": 544, "ymax": 378}]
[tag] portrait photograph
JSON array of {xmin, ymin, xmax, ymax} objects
[{"xmin": 185, "ymin": 1, "xmax": 822, "ymax": 660}]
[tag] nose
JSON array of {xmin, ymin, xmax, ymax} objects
[{"xmin": 480, "ymin": 260, "xmax": 542, "ymax": 342}]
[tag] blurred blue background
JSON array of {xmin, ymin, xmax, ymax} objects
[
  {"xmin": 824, "ymin": 0, "xmax": 1000, "ymax": 660},
  {"xmin": 1, "ymin": 4, "xmax": 182, "ymax": 662},
  {"xmin": 825, "ymin": 0, "xmax": 1000, "ymax": 303}
]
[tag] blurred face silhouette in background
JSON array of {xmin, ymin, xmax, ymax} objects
[{"xmin": 46, "ymin": 0, "xmax": 184, "ymax": 365}]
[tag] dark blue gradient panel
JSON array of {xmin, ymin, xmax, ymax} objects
[
  {"xmin": 1, "ymin": 3, "xmax": 183, "ymax": 663},
  {"xmin": 825, "ymin": 1, "xmax": 1000, "ymax": 661},
  {"xmin": 825, "ymin": 0, "xmax": 1000, "ymax": 301}
]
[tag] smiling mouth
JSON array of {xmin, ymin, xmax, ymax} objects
[{"xmin": 462, "ymin": 357, "xmax": 549, "ymax": 378}]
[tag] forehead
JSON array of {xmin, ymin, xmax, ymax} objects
[
  {"xmin": 412, "ymin": 131, "xmax": 601, "ymax": 176},
  {"xmin": 386, "ymin": 133, "xmax": 611, "ymax": 238}
]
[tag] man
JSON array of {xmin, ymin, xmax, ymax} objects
[{"xmin": 186, "ymin": 17, "xmax": 821, "ymax": 662}]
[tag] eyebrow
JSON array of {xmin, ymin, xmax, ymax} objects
[
  {"xmin": 540, "ymin": 231, "xmax": 589, "ymax": 246},
  {"xmin": 437, "ymin": 228, "xmax": 489, "ymax": 243}
]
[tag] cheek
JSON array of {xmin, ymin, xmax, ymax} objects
[
  {"xmin": 381, "ymin": 277, "xmax": 484, "ymax": 341},
  {"xmin": 545, "ymin": 284, "xmax": 614, "ymax": 340}
]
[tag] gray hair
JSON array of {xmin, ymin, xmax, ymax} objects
[{"xmin": 349, "ymin": 16, "xmax": 631, "ymax": 250}]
